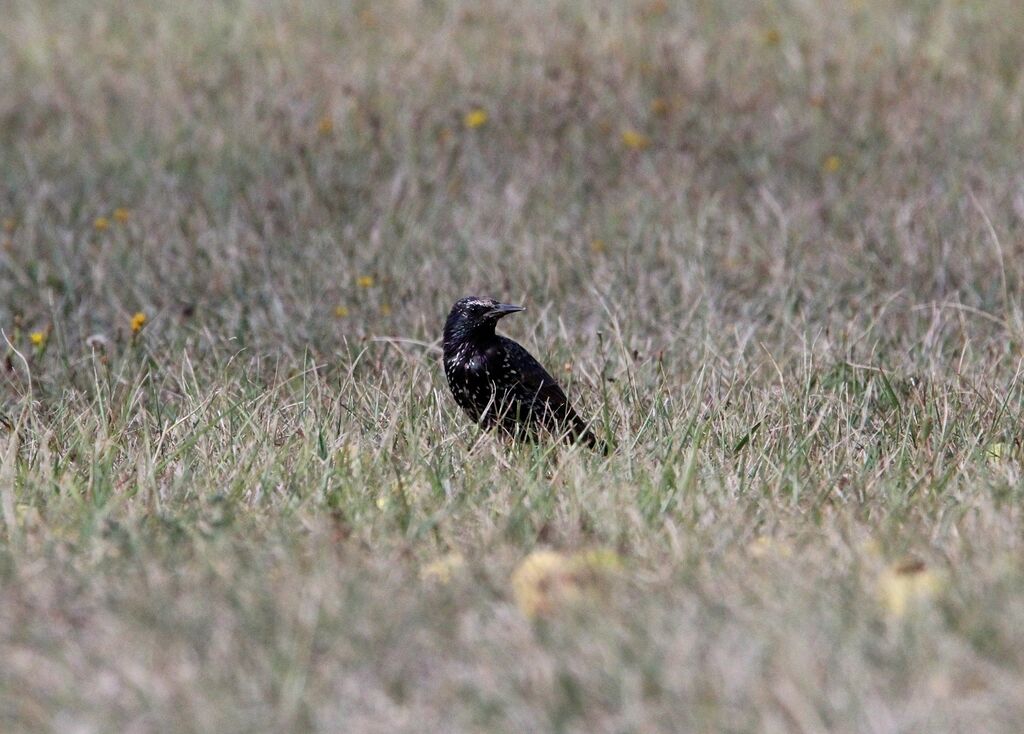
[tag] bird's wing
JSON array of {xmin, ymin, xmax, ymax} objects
[
  {"xmin": 495, "ymin": 337, "xmax": 572, "ymax": 413},
  {"xmin": 495, "ymin": 337, "xmax": 606, "ymax": 453}
]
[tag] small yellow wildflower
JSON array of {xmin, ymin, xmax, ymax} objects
[
  {"xmin": 2, "ymin": 217, "xmax": 15, "ymax": 233},
  {"xmin": 113, "ymin": 208, "xmax": 130, "ymax": 224},
  {"xmin": 464, "ymin": 108, "xmax": 488, "ymax": 129},
  {"xmin": 590, "ymin": 238, "xmax": 606, "ymax": 254},
  {"xmin": 317, "ymin": 115, "xmax": 334, "ymax": 136},
  {"xmin": 621, "ymin": 129, "xmax": 650, "ymax": 150},
  {"xmin": 334, "ymin": 305, "xmax": 349, "ymax": 318},
  {"xmin": 763, "ymin": 28, "xmax": 781, "ymax": 46},
  {"xmin": 877, "ymin": 559, "xmax": 944, "ymax": 618},
  {"xmin": 130, "ymin": 311, "xmax": 147, "ymax": 334},
  {"xmin": 380, "ymin": 303, "xmax": 392, "ymax": 316},
  {"xmin": 375, "ymin": 495, "xmax": 390, "ymax": 511},
  {"xmin": 94, "ymin": 217, "xmax": 110, "ymax": 231},
  {"xmin": 650, "ymin": 97, "xmax": 669, "ymax": 116},
  {"xmin": 356, "ymin": 275, "xmax": 375, "ymax": 288},
  {"xmin": 29, "ymin": 331, "xmax": 46, "ymax": 346},
  {"xmin": 823, "ymin": 155, "xmax": 842, "ymax": 173},
  {"xmin": 420, "ymin": 553, "xmax": 466, "ymax": 584}
]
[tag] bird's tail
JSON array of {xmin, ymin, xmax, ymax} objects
[{"xmin": 569, "ymin": 416, "xmax": 609, "ymax": 455}]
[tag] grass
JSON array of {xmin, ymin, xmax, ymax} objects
[{"xmin": 2, "ymin": 0, "xmax": 1024, "ymax": 730}]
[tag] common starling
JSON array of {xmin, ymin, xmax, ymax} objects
[{"xmin": 442, "ymin": 296, "xmax": 605, "ymax": 452}]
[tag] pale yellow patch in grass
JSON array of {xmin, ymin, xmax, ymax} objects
[
  {"xmin": 877, "ymin": 559, "xmax": 944, "ymax": 618},
  {"xmin": 748, "ymin": 535, "xmax": 793, "ymax": 559},
  {"xmin": 511, "ymin": 548, "xmax": 622, "ymax": 618},
  {"xmin": 464, "ymin": 108, "xmax": 488, "ymax": 129},
  {"xmin": 621, "ymin": 129, "xmax": 650, "ymax": 150},
  {"xmin": 420, "ymin": 553, "xmax": 465, "ymax": 584}
]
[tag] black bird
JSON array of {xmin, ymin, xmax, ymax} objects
[{"xmin": 442, "ymin": 296, "xmax": 605, "ymax": 452}]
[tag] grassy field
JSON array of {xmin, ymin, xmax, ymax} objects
[{"xmin": 2, "ymin": 0, "xmax": 1024, "ymax": 730}]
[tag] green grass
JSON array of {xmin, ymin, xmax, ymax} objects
[{"xmin": 2, "ymin": 0, "xmax": 1024, "ymax": 730}]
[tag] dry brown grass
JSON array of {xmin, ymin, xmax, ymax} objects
[{"xmin": 2, "ymin": 0, "xmax": 1024, "ymax": 731}]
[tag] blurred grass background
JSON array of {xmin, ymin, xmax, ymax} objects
[{"xmin": 1, "ymin": 0, "xmax": 1024, "ymax": 731}]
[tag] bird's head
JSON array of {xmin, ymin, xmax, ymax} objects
[{"xmin": 443, "ymin": 296, "xmax": 525, "ymax": 344}]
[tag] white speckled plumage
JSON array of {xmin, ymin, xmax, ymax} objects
[{"xmin": 441, "ymin": 296, "xmax": 604, "ymax": 451}]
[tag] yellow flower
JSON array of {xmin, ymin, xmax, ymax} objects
[
  {"xmin": 29, "ymin": 331, "xmax": 46, "ymax": 346},
  {"xmin": 464, "ymin": 108, "xmax": 488, "ymax": 129},
  {"xmin": 94, "ymin": 217, "xmax": 110, "ymax": 231},
  {"xmin": 130, "ymin": 311, "xmax": 147, "ymax": 334},
  {"xmin": 650, "ymin": 97, "xmax": 669, "ymax": 116},
  {"xmin": 590, "ymin": 238, "xmax": 606, "ymax": 254},
  {"xmin": 763, "ymin": 28, "xmax": 781, "ymax": 46},
  {"xmin": 621, "ymin": 129, "xmax": 650, "ymax": 150},
  {"xmin": 420, "ymin": 553, "xmax": 465, "ymax": 584},
  {"xmin": 511, "ymin": 548, "xmax": 622, "ymax": 619},
  {"xmin": 877, "ymin": 559, "xmax": 944, "ymax": 618},
  {"xmin": 356, "ymin": 275, "xmax": 375, "ymax": 288},
  {"xmin": 317, "ymin": 115, "xmax": 334, "ymax": 136},
  {"xmin": 823, "ymin": 155, "xmax": 842, "ymax": 173},
  {"xmin": 113, "ymin": 208, "xmax": 130, "ymax": 224},
  {"xmin": 334, "ymin": 305, "xmax": 349, "ymax": 318}
]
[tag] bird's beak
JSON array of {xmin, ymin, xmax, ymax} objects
[{"xmin": 487, "ymin": 303, "xmax": 526, "ymax": 318}]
